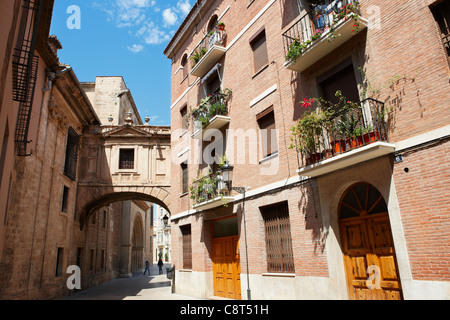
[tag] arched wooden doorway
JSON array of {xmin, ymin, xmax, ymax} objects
[
  {"xmin": 338, "ymin": 182, "xmax": 403, "ymax": 300},
  {"xmin": 131, "ymin": 215, "xmax": 144, "ymax": 273}
]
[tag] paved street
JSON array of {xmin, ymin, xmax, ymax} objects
[{"xmin": 60, "ymin": 264, "xmax": 200, "ymax": 300}]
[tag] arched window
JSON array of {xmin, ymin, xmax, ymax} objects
[
  {"xmin": 207, "ymin": 15, "xmax": 218, "ymax": 33},
  {"xmin": 181, "ymin": 54, "xmax": 188, "ymax": 79}
]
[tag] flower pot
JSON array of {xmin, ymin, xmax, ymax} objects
[
  {"xmin": 322, "ymin": 149, "xmax": 333, "ymax": 160},
  {"xmin": 363, "ymin": 130, "xmax": 381, "ymax": 144},
  {"xmin": 306, "ymin": 153, "xmax": 322, "ymax": 165},
  {"xmin": 346, "ymin": 136, "xmax": 364, "ymax": 149},
  {"xmin": 331, "ymin": 139, "xmax": 346, "ymax": 154}
]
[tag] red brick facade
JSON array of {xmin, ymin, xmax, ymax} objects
[{"xmin": 166, "ymin": 0, "xmax": 449, "ymax": 299}]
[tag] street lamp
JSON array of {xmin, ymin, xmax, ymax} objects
[
  {"xmin": 220, "ymin": 162, "xmax": 251, "ymax": 300},
  {"xmin": 162, "ymin": 214, "xmax": 169, "ymax": 227}
]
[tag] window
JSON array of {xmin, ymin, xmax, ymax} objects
[
  {"xmin": 257, "ymin": 107, "xmax": 278, "ymax": 158},
  {"xmin": 181, "ymin": 54, "xmax": 188, "ymax": 79},
  {"xmin": 89, "ymin": 249, "xmax": 95, "ymax": 271},
  {"xmin": 61, "ymin": 185, "xmax": 69, "ymax": 213},
  {"xmin": 55, "ymin": 247, "xmax": 64, "ymax": 277},
  {"xmin": 181, "ymin": 225, "xmax": 192, "ymax": 269},
  {"xmin": 180, "ymin": 105, "xmax": 188, "ymax": 131},
  {"xmin": 64, "ymin": 127, "xmax": 80, "ymax": 180},
  {"xmin": 431, "ymin": 1, "xmax": 450, "ymax": 57},
  {"xmin": 205, "ymin": 72, "xmax": 221, "ymax": 96},
  {"xmin": 250, "ymin": 29, "xmax": 269, "ymax": 73},
  {"xmin": 261, "ymin": 201, "xmax": 295, "ymax": 273},
  {"xmin": 318, "ymin": 62, "xmax": 360, "ymax": 105},
  {"xmin": 100, "ymin": 250, "xmax": 105, "ymax": 270},
  {"xmin": 102, "ymin": 210, "xmax": 107, "ymax": 229},
  {"xmin": 119, "ymin": 148, "xmax": 135, "ymax": 169},
  {"xmin": 181, "ymin": 162, "xmax": 188, "ymax": 194}
]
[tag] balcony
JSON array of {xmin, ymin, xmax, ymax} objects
[
  {"xmin": 190, "ymin": 172, "xmax": 233, "ymax": 210},
  {"xmin": 191, "ymin": 89, "xmax": 231, "ymax": 140},
  {"xmin": 292, "ymin": 98, "xmax": 395, "ymax": 178},
  {"xmin": 283, "ymin": 0, "xmax": 368, "ymax": 73},
  {"xmin": 189, "ymin": 27, "xmax": 227, "ymax": 78}
]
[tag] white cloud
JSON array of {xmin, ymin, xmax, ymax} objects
[
  {"xmin": 162, "ymin": 8, "xmax": 177, "ymax": 26},
  {"xmin": 177, "ymin": 0, "xmax": 191, "ymax": 16},
  {"xmin": 127, "ymin": 44, "xmax": 144, "ymax": 53},
  {"xmin": 137, "ymin": 21, "xmax": 170, "ymax": 45},
  {"xmin": 94, "ymin": 0, "xmax": 193, "ymax": 47}
]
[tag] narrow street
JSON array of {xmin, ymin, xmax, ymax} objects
[{"xmin": 60, "ymin": 264, "xmax": 200, "ymax": 300}]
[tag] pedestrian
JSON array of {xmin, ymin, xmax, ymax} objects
[
  {"xmin": 158, "ymin": 258, "xmax": 164, "ymax": 274},
  {"xmin": 143, "ymin": 259, "xmax": 150, "ymax": 275}
]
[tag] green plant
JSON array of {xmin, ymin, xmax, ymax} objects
[
  {"xmin": 190, "ymin": 46, "xmax": 207, "ymax": 66},
  {"xmin": 290, "ymin": 110, "xmax": 326, "ymax": 154},
  {"xmin": 190, "ymin": 173, "xmax": 220, "ymax": 204},
  {"xmin": 188, "ymin": 89, "xmax": 232, "ymax": 130}
]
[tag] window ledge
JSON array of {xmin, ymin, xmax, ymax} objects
[
  {"xmin": 259, "ymin": 151, "xmax": 278, "ymax": 164},
  {"xmin": 179, "ymin": 269, "xmax": 192, "ymax": 272},
  {"xmin": 252, "ymin": 64, "xmax": 269, "ymax": 79},
  {"xmin": 262, "ymin": 273, "xmax": 296, "ymax": 278}
]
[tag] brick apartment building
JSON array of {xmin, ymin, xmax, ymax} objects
[
  {"xmin": 164, "ymin": 0, "xmax": 449, "ymax": 300},
  {"xmin": 0, "ymin": 1, "xmax": 168, "ymax": 299}
]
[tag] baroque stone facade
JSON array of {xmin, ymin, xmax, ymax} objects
[{"xmin": 0, "ymin": 0, "xmax": 171, "ymax": 299}]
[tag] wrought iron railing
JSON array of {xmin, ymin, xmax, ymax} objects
[
  {"xmin": 282, "ymin": 0, "xmax": 360, "ymax": 58},
  {"xmin": 188, "ymin": 26, "xmax": 225, "ymax": 68},
  {"xmin": 294, "ymin": 98, "xmax": 389, "ymax": 167},
  {"xmin": 190, "ymin": 172, "xmax": 228, "ymax": 205},
  {"xmin": 191, "ymin": 89, "xmax": 231, "ymax": 132}
]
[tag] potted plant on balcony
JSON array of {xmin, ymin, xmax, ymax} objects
[
  {"xmin": 290, "ymin": 108, "xmax": 326, "ymax": 165},
  {"xmin": 190, "ymin": 46, "xmax": 207, "ymax": 67},
  {"xmin": 217, "ymin": 21, "xmax": 225, "ymax": 31}
]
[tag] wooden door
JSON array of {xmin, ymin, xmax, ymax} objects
[
  {"xmin": 339, "ymin": 182, "xmax": 403, "ymax": 300},
  {"xmin": 212, "ymin": 236, "xmax": 241, "ymax": 300}
]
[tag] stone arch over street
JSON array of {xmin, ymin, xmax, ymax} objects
[{"xmin": 77, "ymin": 187, "xmax": 171, "ymax": 230}]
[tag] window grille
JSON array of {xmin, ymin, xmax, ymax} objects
[
  {"xmin": 119, "ymin": 149, "xmax": 135, "ymax": 170},
  {"xmin": 261, "ymin": 202, "xmax": 295, "ymax": 273},
  {"xmin": 181, "ymin": 162, "xmax": 188, "ymax": 194}
]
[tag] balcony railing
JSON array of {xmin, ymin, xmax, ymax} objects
[
  {"xmin": 282, "ymin": 0, "xmax": 366, "ymax": 72},
  {"xmin": 190, "ymin": 171, "xmax": 233, "ymax": 209},
  {"xmin": 189, "ymin": 27, "xmax": 227, "ymax": 77},
  {"xmin": 191, "ymin": 89, "xmax": 231, "ymax": 139},
  {"xmin": 293, "ymin": 98, "xmax": 391, "ymax": 171}
]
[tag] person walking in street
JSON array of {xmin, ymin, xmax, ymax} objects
[
  {"xmin": 143, "ymin": 259, "xmax": 150, "ymax": 275},
  {"xmin": 158, "ymin": 258, "xmax": 164, "ymax": 274}
]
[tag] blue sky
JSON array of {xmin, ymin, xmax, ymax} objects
[{"xmin": 50, "ymin": 0, "xmax": 194, "ymax": 126}]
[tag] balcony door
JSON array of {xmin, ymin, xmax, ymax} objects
[
  {"xmin": 318, "ymin": 62, "xmax": 360, "ymax": 105},
  {"xmin": 339, "ymin": 182, "xmax": 403, "ymax": 300}
]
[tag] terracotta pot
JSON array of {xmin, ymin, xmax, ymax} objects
[
  {"xmin": 306, "ymin": 153, "xmax": 322, "ymax": 165},
  {"xmin": 363, "ymin": 131, "xmax": 381, "ymax": 144},
  {"xmin": 331, "ymin": 139, "xmax": 346, "ymax": 154}
]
